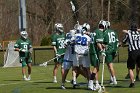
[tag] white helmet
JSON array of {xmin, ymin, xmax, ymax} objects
[
  {"xmin": 82, "ymin": 23, "xmax": 90, "ymax": 31},
  {"xmin": 74, "ymin": 24, "xmax": 82, "ymax": 33},
  {"xmin": 98, "ymin": 20, "xmax": 106, "ymax": 29},
  {"xmin": 106, "ymin": 21, "xmax": 110, "ymax": 28},
  {"xmin": 55, "ymin": 23, "xmax": 64, "ymax": 33},
  {"xmin": 20, "ymin": 31, "xmax": 28, "ymax": 39}
]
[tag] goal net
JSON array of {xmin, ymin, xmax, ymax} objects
[{"xmin": 3, "ymin": 41, "xmax": 21, "ymax": 67}]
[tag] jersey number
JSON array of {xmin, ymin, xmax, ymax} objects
[
  {"xmin": 58, "ymin": 40, "xmax": 65, "ymax": 49},
  {"xmin": 23, "ymin": 45, "xmax": 28, "ymax": 51},
  {"xmin": 108, "ymin": 32, "xmax": 115, "ymax": 43},
  {"xmin": 76, "ymin": 36, "xmax": 87, "ymax": 46}
]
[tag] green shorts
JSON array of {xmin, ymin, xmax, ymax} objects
[
  {"xmin": 90, "ymin": 54, "xmax": 100, "ymax": 67},
  {"xmin": 54, "ymin": 55, "xmax": 64, "ymax": 63},
  {"xmin": 20, "ymin": 57, "xmax": 32, "ymax": 67},
  {"xmin": 105, "ymin": 49, "xmax": 116, "ymax": 63}
]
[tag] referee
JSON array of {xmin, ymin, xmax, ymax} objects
[{"xmin": 122, "ymin": 23, "xmax": 140, "ymax": 88}]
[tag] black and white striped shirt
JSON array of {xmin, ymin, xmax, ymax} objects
[{"xmin": 123, "ymin": 30, "xmax": 140, "ymax": 51}]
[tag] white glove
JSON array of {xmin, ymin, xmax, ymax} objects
[
  {"xmin": 56, "ymin": 53, "xmax": 61, "ymax": 57},
  {"xmin": 20, "ymin": 49, "xmax": 26, "ymax": 52}
]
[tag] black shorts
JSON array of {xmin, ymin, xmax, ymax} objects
[{"xmin": 127, "ymin": 49, "xmax": 140, "ymax": 69}]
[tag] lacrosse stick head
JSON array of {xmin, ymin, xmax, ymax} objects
[
  {"xmin": 98, "ymin": 86, "xmax": 105, "ymax": 93},
  {"xmin": 39, "ymin": 62, "xmax": 48, "ymax": 67}
]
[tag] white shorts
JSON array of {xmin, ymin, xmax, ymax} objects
[
  {"xmin": 72, "ymin": 53, "xmax": 90, "ymax": 67},
  {"xmin": 63, "ymin": 60, "xmax": 73, "ymax": 70}
]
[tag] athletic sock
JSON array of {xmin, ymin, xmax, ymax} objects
[
  {"xmin": 113, "ymin": 76, "xmax": 116, "ymax": 81},
  {"xmin": 28, "ymin": 75, "xmax": 31, "ymax": 79},
  {"xmin": 110, "ymin": 76, "xmax": 113, "ymax": 82},
  {"xmin": 23, "ymin": 75, "xmax": 26, "ymax": 79},
  {"xmin": 54, "ymin": 76, "xmax": 57, "ymax": 80}
]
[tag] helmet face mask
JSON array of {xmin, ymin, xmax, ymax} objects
[
  {"xmin": 98, "ymin": 20, "xmax": 106, "ymax": 29},
  {"xmin": 20, "ymin": 31, "xmax": 28, "ymax": 39},
  {"xmin": 55, "ymin": 23, "xmax": 64, "ymax": 33}
]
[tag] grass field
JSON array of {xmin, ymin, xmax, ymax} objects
[{"xmin": 0, "ymin": 63, "xmax": 140, "ymax": 93}]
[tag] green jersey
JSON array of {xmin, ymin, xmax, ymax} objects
[
  {"xmin": 89, "ymin": 32, "xmax": 97, "ymax": 54},
  {"xmin": 94, "ymin": 29, "xmax": 104, "ymax": 52},
  {"xmin": 94, "ymin": 29, "xmax": 104, "ymax": 43},
  {"xmin": 103, "ymin": 29, "xmax": 118, "ymax": 53},
  {"xmin": 51, "ymin": 33, "xmax": 66, "ymax": 54},
  {"xmin": 14, "ymin": 37, "xmax": 32, "ymax": 58}
]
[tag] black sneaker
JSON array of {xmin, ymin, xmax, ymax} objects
[
  {"xmin": 129, "ymin": 83, "xmax": 135, "ymax": 88},
  {"xmin": 136, "ymin": 76, "xmax": 139, "ymax": 81},
  {"xmin": 125, "ymin": 74, "xmax": 130, "ymax": 79},
  {"xmin": 73, "ymin": 84, "xmax": 77, "ymax": 89}
]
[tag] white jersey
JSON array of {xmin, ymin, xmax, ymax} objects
[
  {"xmin": 64, "ymin": 32, "xmax": 74, "ymax": 61},
  {"xmin": 63, "ymin": 32, "xmax": 75, "ymax": 69},
  {"xmin": 74, "ymin": 33, "xmax": 91, "ymax": 55}
]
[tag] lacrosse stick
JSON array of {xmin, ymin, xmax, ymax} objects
[
  {"xmin": 39, "ymin": 53, "xmax": 65, "ymax": 67},
  {"xmin": 98, "ymin": 55, "xmax": 106, "ymax": 93}
]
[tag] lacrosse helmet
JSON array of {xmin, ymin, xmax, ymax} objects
[
  {"xmin": 82, "ymin": 23, "xmax": 90, "ymax": 31},
  {"xmin": 74, "ymin": 24, "xmax": 82, "ymax": 33},
  {"xmin": 106, "ymin": 21, "xmax": 111, "ymax": 29},
  {"xmin": 69, "ymin": 29, "xmax": 76, "ymax": 36},
  {"xmin": 98, "ymin": 20, "xmax": 106, "ymax": 29},
  {"xmin": 20, "ymin": 31, "xmax": 28, "ymax": 39},
  {"xmin": 55, "ymin": 23, "xmax": 64, "ymax": 33}
]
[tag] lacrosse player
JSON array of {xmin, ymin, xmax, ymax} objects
[
  {"xmin": 88, "ymin": 20, "xmax": 106, "ymax": 90},
  {"xmin": 72, "ymin": 23, "xmax": 91, "ymax": 89},
  {"xmin": 61, "ymin": 29, "xmax": 76, "ymax": 89},
  {"xmin": 14, "ymin": 31, "xmax": 33, "ymax": 81},
  {"xmin": 51, "ymin": 23, "xmax": 66, "ymax": 83},
  {"xmin": 103, "ymin": 21, "xmax": 118, "ymax": 85}
]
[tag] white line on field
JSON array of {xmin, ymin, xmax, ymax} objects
[{"xmin": 0, "ymin": 79, "xmax": 48, "ymax": 86}]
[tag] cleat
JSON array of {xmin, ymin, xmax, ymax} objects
[
  {"xmin": 110, "ymin": 80, "xmax": 117, "ymax": 85},
  {"xmin": 95, "ymin": 83, "xmax": 101, "ymax": 90},
  {"xmin": 88, "ymin": 80, "xmax": 93, "ymax": 90},
  {"xmin": 23, "ymin": 77, "xmax": 28, "ymax": 81},
  {"xmin": 65, "ymin": 80, "xmax": 70, "ymax": 83},
  {"xmin": 93, "ymin": 85, "xmax": 97, "ymax": 91},
  {"xmin": 61, "ymin": 85, "xmax": 66, "ymax": 89},
  {"xmin": 73, "ymin": 81, "xmax": 77, "ymax": 89},
  {"xmin": 53, "ymin": 79, "xmax": 57, "ymax": 83},
  {"xmin": 88, "ymin": 85, "xmax": 93, "ymax": 90},
  {"xmin": 129, "ymin": 83, "xmax": 135, "ymax": 88},
  {"xmin": 73, "ymin": 84, "xmax": 77, "ymax": 89},
  {"xmin": 27, "ymin": 76, "xmax": 31, "ymax": 81}
]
